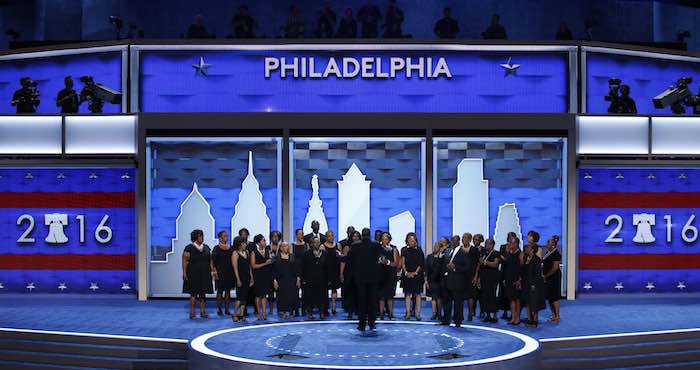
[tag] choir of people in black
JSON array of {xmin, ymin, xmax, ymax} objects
[{"xmin": 182, "ymin": 222, "xmax": 563, "ymax": 329}]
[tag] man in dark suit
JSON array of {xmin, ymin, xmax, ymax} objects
[
  {"xmin": 441, "ymin": 238, "xmax": 469, "ymax": 327},
  {"xmin": 304, "ymin": 220, "xmax": 327, "ymax": 245},
  {"xmin": 348, "ymin": 228, "xmax": 382, "ymax": 332}
]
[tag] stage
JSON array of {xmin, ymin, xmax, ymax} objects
[{"xmin": 1, "ymin": 296, "xmax": 700, "ymax": 369}]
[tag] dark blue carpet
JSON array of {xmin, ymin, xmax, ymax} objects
[{"xmin": 0, "ymin": 295, "xmax": 698, "ymax": 341}]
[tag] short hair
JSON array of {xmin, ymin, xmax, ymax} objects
[
  {"xmin": 382, "ymin": 232, "xmax": 392, "ymax": 241},
  {"xmin": 233, "ymin": 236, "xmax": 247, "ymax": 249},
  {"xmin": 270, "ymin": 230, "xmax": 282, "ymax": 241},
  {"xmin": 405, "ymin": 232, "xmax": 417, "ymax": 244},
  {"xmin": 351, "ymin": 230, "xmax": 361, "ymax": 240},
  {"xmin": 238, "ymin": 228, "xmax": 250, "ymax": 236},
  {"xmin": 361, "ymin": 228, "xmax": 371, "ymax": 239},
  {"xmin": 528, "ymin": 230, "xmax": 540, "ymax": 243},
  {"xmin": 190, "ymin": 229, "xmax": 204, "ymax": 242},
  {"xmin": 485, "ymin": 238, "xmax": 495, "ymax": 247},
  {"xmin": 552, "ymin": 235, "xmax": 560, "ymax": 244},
  {"xmin": 253, "ymin": 234, "xmax": 264, "ymax": 245},
  {"xmin": 217, "ymin": 230, "xmax": 227, "ymax": 238},
  {"xmin": 295, "ymin": 228, "xmax": 304, "ymax": 235}
]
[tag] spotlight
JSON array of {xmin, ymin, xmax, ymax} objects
[{"xmin": 652, "ymin": 77, "xmax": 700, "ymax": 115}]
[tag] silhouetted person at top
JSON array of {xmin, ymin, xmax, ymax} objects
[
  {"xmin": 316, "ymin": 2, "xmax": 337, "ymax": 38},
  {"xmin": 555, "ymin": 22, "xmax": 572, "ymax": 40},
  {"xmin": 336, "ymin": 8, "xmax": 358, "ymax": 38},
  {"xmin": 358, "ymin": 0, "xmax": 382, "ymax": 38},
  {"xmin": 383, "ymin": 0, "xmax": 404, "ymax": 38},
  {"xmin": 434, "ymin": 7, "xmax": 459, "ymax": 39},
  {"xmin": 584, "ymin": 19, "xmax": 594, "ymax": 41},
  {"xmin": 232, "ymin": 5, "xmax": 256, "ymax": 38},
  {"xmin": 187, "ymin": 14, "xmax": 211, "ymax": 39},
  {"xmin": 284, "ymin": 4, "xmax": 305, "ymax": 38},
  {"xmin": 481, "ymin": 14, "xmax": 507, "ymax": 40}
]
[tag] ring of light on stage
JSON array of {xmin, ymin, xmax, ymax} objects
[
  {"xmin": 146, "ymin": 137, "xmax": 282, "ymax": 297},
  {"xmin": 289, "ymin": 138, "xmax": 425, "ymax": 247},
  {"xmin": 433, "ymin": 138, "xmax": 567, "ymax": 293},
  {"xmin": 578, "ymin": 167, "xmax": 700, "ymax": 293},
  {"xmin": 0, "ymin": 167, "xmax": 135, "ymax": 294},
  {"xmin": 189, "ymin": 321, "xmax": 540, "ymax": 370}
]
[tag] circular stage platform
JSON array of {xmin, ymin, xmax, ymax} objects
[{"xmin": 189, "ymin": 321, "xmax": 540, "ymax": 370}]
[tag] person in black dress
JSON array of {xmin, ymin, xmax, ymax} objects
[
  {"xmin": 523, "ymin": 244, "xmax": 546, "ymax": 327},
  {"xmin": 302, "ymin": 237, "xmax": 328, "ymax": 319},
  {"xmin": 543, "ymin": 235, "xmax": 562, "ymax": 324},
  {"xmin": 502, "ymin": 237, "xmax": 523, "ymax": 325},
  {"xmin": 274, "ymin": 242, "xmax": 300, "ymax": 320},
  {"xmin": 527, "ymin": 230, "xmax": 542, "ymax": 258},
  {"xmin": 464, "ymin": 233, "xmax": 481, "ymax": 321},
  {"xmin": 476, "ymin": 239, "xmax": 501, "ymax": 323},
  {"xmin": 232, "ymin": 236, "xmax": 253, "ymax": 322},
  {"xmin": 425, "ymin": 240, "xmax": 446, "ymax": 321},
  {"xmin": 499, "ymin": 231, "xmax": 518, "ymax": 320},
  {"xmin": 347, "ymin": 228, "xmax": 383, "ymax": 332},
  {"xmin": 292, "ymin": 228, "xmax": 308, "ymax": 317},
  {"xmin": 239, "ymin": 227, "xmax": 256, "ymax": 315},
  {"xmin": 268, "ymin": 230, "xmax": 282, "ymax": 316},
  {"xmin": 378, "ymin": 232, "xmax": 399, "ymax": 320},
  {"xmin": 182, "ymin": 229, "xmax": 214, "ymax": 319},
  {"xmin": 211, "ymin": 230, "xmax": 234, "ymax": 316},
  {"xmin": 401, "ymin": 232, "xmax": 425, "ymax": 320},
  {"xmin": 251, "ymin": 234, "xmax": 273, "ymax": 320},
  {"xmin": 323, "ymin": 230, "xmax": 342, "ymax": 316},
  {"xmin": 340, "ymin": 229, "xmax": 361, "ymax": 319}
]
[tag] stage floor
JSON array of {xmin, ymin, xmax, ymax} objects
[{"xmin": 0, "ymin": 295, "xmax": 699, "ymax": 342}]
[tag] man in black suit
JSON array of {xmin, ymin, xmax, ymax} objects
[
  {"xmin": 441, "ymin": 237, "xmax": 469, "ymax": 327},
  {"xmin": 304, "ymin": 220, "xmax": 327, "ymax": 245},
  {"xmin": 348, "ymin": 228, "xmax": 382, "ymax": 332}
]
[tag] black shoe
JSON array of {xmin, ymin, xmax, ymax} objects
[
  {"xmin": 438, "ymin": 321, "xmax": 449, "ymax": 326},
  {"xmin": 467, "ymin": 314, "xmax": 473, "ymax": 322},
  {"xmin": 454, "ymin": 322, "xmax": 461, "ymax": 328},
  {"xmin": 332, "ymin": 309, "xmax": 337, "ymax": 315}
]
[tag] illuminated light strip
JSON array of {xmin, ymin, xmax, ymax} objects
[
  {"xmin": 0, "ymin": 327, "xmax": 188, "ymax": 344},
  {"xmin": 0, "ymin": 192, "xmax": 135, "ymax": 208},
  {"xmin": 540, "ymin": 327, "xmax": 700, "ymax": 342},
  {"xmin": 0, "ymin": 254, "xmax": 135, "ymax": 270},
  {"xmin": 579, "ymin": 253, "xmax": 700, "ymax": 270},
  {"xmin": 133, "ymin": 44, "xmax": 577, "ymax": 52},
  {"xmin": 190, "ymin": 320, "xmax": 539, "ymax": 370},
  {"xmin": 0, "ymin": 45, "xmax": 128, "ymax": 61},
  {"xmin": 579, "ymin": 192, "xmax": 700, "ymax": 208}
]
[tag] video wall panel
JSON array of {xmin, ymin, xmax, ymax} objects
[
  {"xmin": 290, "ymin": 138, "xmax": 424, "ymax": 247},
  {"xmin": 0, "ymin": 51, "xmax": 123, "ymax": 114},
  {"xmin": 139, "ymin": 49, "xmax": 570, "ymax": 113},
  {"xmin": 147, "ymin": 138, "xmax": 281, "ymax": 296},
  {"xmin": 0, "ymin": 167, "xmax": 135, "ymax": 294},
  {"xmin": 578, "ymin": 167, "xmax": 700, "ymax": 293}
]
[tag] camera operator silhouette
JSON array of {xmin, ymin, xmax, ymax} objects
[
  {"xmin": 11, "ymin": 77, "xmax": 41, "ymax": 114},
  {"xmin": 56, "ymin": 76, "xmax": 79, "ymax": 114},
  {"xmin": 606, "ymin": 78, "xmax": 637, "ymax": 114}
]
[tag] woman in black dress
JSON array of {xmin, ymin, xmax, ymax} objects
[
  {"xmin": 340, "ymin": 230, "xmax": 361, "ymax": 319},
  {"xmin": 401, "ymin": 232, "xmax": 425, "ymax": 320},
  {"xmin": 292, "ymin": 228, "xmax": 307, "ymax": 316},
  {"xmin": 268, "ymin": 230, "xmax": 282, "ymax": 316},
  {"xmin": 251, "ymin": 234, "xmax": 273, "ymax": 321},
  {"xmin": 301, "ymin": 237, "xmax": 328, "ymax": 319},
  {"xmin": 425, "ymin": 240, "xmax": 445, "ymax": 321},
  {"xmin": 543, "ymin": 235, "xmax": 562, "ymax": 324},
  {"xmin": 502, "ymin": 237, "xmax": 523, "ymax": 325},
  {"xmin": 523, "ymin": 244, "xmax": 546, "ymax": 327},
  {"xmin": 498, "ymin": 232, "xmax": 517, "ymax": 320},
  {"xmin": 323, "ymin": 230, "xmax": 341, "ymax": 316},
  {"xmin": 182, "ymin": 229, "xmax": 214, "ymax": 319},
  {"xmin": 232, "ymin": 236, "xmax": 253, "ymax": 322},
  {"xmin": 379, "ymin": 232, "xmax": 399, "ymax": 320},
  {"xmin": 466, "ymin": 233, "xmax": 482, "ymax": 321},
  {"xmin": 274, "ymin": 242, "xmax": 300, "ymax": 320},
  {"xmin": 212, "ymin": 230, "xmax": 234, "ymax": 316},
  {"xmin": 476, "ymin": 239, "xmax": 501, "ymax": 323}
]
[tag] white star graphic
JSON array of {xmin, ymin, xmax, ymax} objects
[
  {"xmin": 26, "ymin": 282, "xmax": 36, "ymax": 291},
  {"xmin": 89, "ymin": 282, "xmax": 99, "ymax": 292},
  {"xmin": 192, "ymin": 57, "xmax": 212, "ymax": 76},
  {"xmin": 0, "ymin": 282, "xmax": 4, "ymax": 289},
  {"xmin": 584, "ymin": 173, "xmax": 592, "ymax": 179},
  {"xmin": 677, "ymin": 281, "xmax": 687, "ymax": 290},
  {"xmin": 645, "ymin": 282, "xmax": 655, "ymax": 290},
  {"xmin": 616, "ymin": 173, "xmax": 625, "ymax": 179},
  {"xmin": 56, "ymin": 172, "xmax": 66, "ymax": 179},
  {"xmin": 89, "ymin": 173, "xmax": 98, "ymax": 179},
  {"xmin": 679, "ymin": 173, "xmax": 688, "ymax": 179},
  {"xmin": 24, "ymin": 172, "xmax": 33, "ymax": 179},
  {"xmin": 583, "ymin": 282, "xmax": 592, "ymax": 290},
  {"xmin": 121, "ymin": 283, "xmax": 131, "ymax": 291},
  {"xmin": 499, "ymin": 57, "xmax": 520, "ymax": 77},
  {"xmin": 58, "ymin": 282, "xmax": 67, "ymax": 292},
  {"xmin": 647, "ymin": 173, "xmax": 656, "ymax": 179},
  {"xmin": 614, "ymin": 282, "xmax": 624, "ymax": 291},
  {"xmin": 121, "ymin": 173, "xmax": 131, "ymax": 179}
]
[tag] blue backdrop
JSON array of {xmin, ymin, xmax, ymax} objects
[
  {"xmin": 586, "ymin": 52, "xmax": 700, "ymax": 115},
  {"xmin": 0, "ymin": 168, "xmax": 135, "ymax": 294},
  {"xmin": 139, "ymin": 49, "xmax": 570, "ymax": 113},
  {"xmin": 148, "ymin": 140, "xmax": 280, "ymax": 260},
  {"xmin": 0, "ymin": 51, "xmax": 123, "ymax": 114},
  {"xmin": 292, "ymin": 139, "xmax": 423, "ymax": 246},
  {"xmin": 578, "ymin": 168, "xmax": 700, "ymax": 293}
]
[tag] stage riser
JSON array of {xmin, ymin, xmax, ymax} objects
[
  {"xmin": 541, "ymin": 333, "xmax": 700, "ymax": 370},
  {"xmin": 0, "ymin": 330, "xmax": 188, "ymax": 370}
]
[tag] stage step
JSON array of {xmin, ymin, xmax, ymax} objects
[
  {"xmin": 540, "ymin": 330, "xmax": 700, "ymax": 370},
  {"xmin": 0, "ymin": 329, "xmax": 188, "ymax": 370}
]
